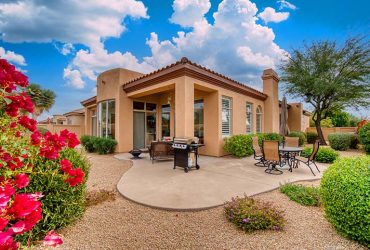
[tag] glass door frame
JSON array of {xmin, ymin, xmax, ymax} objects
[{"xmin": 133, "ymin": 101, "xmax": 157, "ymax": 148}]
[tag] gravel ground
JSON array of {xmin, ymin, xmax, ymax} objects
[{"xmin": 43, "ymin": 153, "xmax": 365, "ymax": 250}]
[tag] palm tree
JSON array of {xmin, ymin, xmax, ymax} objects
[{"xmin": 26, "ymin": 83, "xmax": 56, "ymax": 119}]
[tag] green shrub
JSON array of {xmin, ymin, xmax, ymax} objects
[
  {"xmin": 17, "ymin": 148, "xmax": 90, "ymax": 244},
  {"xmin": 80, "ymin": 135, "xmax": 96, "ymax": 152},
  {"xmin": 301, "ymin": 147, "xmax": 338, "ymax": 163},
  {"xmin": 257, "ymin": 133, "xmax": 283, "ymax": 147},
  {"xmin": 321, "ymin": 118, "xmax": 334, "ymax": 128},
  {"xmin": 306, "ymin": 132, "xmax": 318, "ymax": 144},
  {"xmin": 328, "ymin": 133, "xmax": 351, "ymax": 151},
  {"xmin": 358, "ymin": 123, "xmax": 370, "ymax": 154},
  {"xmin": 320, "ymin": 156, "xmax": 370, "ymax": 247},
  {"xmin": 224, "ymin": 134, "xmax": 253, "ymax": 157},
  {"xmin": 330, "ymin": 111, "xmax": 350, "ymax": 127},
  {"xmin": 92, "ymin": 137, "xmax": 117, "ymax": 154},
  {"xmin": 280, "ymin": 183, "xmax": 320, "ymax": 206},
  {"xmin": 224, "ymin": 196, "xmax": 286, "ymax": 232},
  {"xmin": 349, "ymin": 134, "xmax": 360, "ymax": 149},
  {"xmin": 288, "ymin": 131, "xmax": 306, "ymax": 146},
  {"xmin": 37, "ymin": 126, "xmax": 48, "ymax": 135}
]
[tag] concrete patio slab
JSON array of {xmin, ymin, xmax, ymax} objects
[{"xmin": 115, "ymin": 153, "xmax": 327, "ymax": 210}]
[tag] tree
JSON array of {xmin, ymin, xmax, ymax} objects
[
  {"xmin": 26, "ymin": 83, "xmax": 56, "ymax": 119},
  {"xmin": 329, "ymin": 110, "xmax": 350, "ymax": 127},
  {"xmin": 280, "ymin": 37, "xmax": 370, "ymax": 144}
]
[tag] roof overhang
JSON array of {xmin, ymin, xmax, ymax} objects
[
  {"xmin": 81, "ymin": 96, "xmax": 97, "ymax": 107},
  {"xmin": 122, "ymin": 58, "xmax": 267, "ymax": 101}
]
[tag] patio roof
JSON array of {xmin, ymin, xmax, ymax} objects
[
  {"xmin": 63, "ymin": 108, "xmax": 85, "ymax": 116},
  {"xmin": 81, "ymin": 96, "xmax": 97, "ymax": 107},
  {"xmin": 122, "ymin": 57, "xmax": 268, "ymax": 101}
]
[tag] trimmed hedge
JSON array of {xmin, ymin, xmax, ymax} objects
[
  {"xmin": 80, "ymin": 135, "xmax": 117, "ymax": 154},
  {"xmin": 257, "ymin": 133, "xmax": 284, "ymax": 147},
  {"xmin": 224, "ymin": 134, "xmax": 253, "ymax": 158},
  {"xmin": 306, "ymin": 132, "xmax": 318, "ymax": 144},
  {"xmin": 17, "ymin": 148, "xmax": 90, "ymax": 244},
  {"xmin": 320, "ymin": 156, "xmax": 370, "ymax": 247},
  {"xmin": 224, "ymin": 196, "xmax": 286, "ymax": 232},
  {"xmin": 328, "ymin": 133, "xmax": 351, "ymax": 151},
  {"xmin": 358, "ymin": 123, "xmax": 370, "ymax": 154},
  {"xmin": 288, "ymin": 131, "xmax": 306, "ymax": 146},
  {"xmin": 301, "ymin": 147, "xmax": 338, "ymax": 163}
]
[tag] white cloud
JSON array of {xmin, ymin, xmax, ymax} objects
[
  {"xmin": 0, "ymin": 47, "xmax": 26, "ymax": 66},
  {"xmin": 61, "ymin": 43, "xmax": 74, "ymax": 55},
  {"xmin": 170, "ymin": 0, "xmax": 211, "ymax": 27},
  {"xmin": 144, "ymin": 0, "xmax": 287, "ymax": 87},
  {"xmin": 0, "ymin": 0, "xmax": 148, "ymax": 48},
  {"xmin": 258, "ymin": 7, "xmax": 289, "ymax": 24},
  {"xmin": 65, "ymin": 42, "xmax": 155, "ymax": 89},
  {"xmin": 277, "ymin": 0, "xmax": 297, "ymax": 10},
  {"xmin": 63, "ymin": 66, "xmax": 85, "ymax": 89}
]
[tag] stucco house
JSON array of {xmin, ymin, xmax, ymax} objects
[{"xmin": 80, "ymin": 57, "xmax": 309, "ymax": 157}]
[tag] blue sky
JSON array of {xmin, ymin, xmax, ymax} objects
[{"xmin": 0, "ymin": 0, "xmax": 369, "ymax": 119}]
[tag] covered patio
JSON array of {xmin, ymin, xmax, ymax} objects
[{"xmin": 115, "ymin": 153, "xmax": 327, "ymax": 210}]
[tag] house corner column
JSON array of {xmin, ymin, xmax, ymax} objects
[
  {"xmin": 262, "ymin": 69, "xmax": 280, "ymax": 133},
  {"xmin": 175, "ymin": 77, "xmax": 194, "ymax": 138}
]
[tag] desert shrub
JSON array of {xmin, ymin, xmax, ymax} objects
[
  {"xmin": 330, "ymin": 111, "xmax": 350, "ymax": 127},
  {"xmin": 80, "ymin": 135, "xmax": 96, "ymax": 152},
  {"xmin": 17, "ymin": 148, "xmax": 90, "ymax": 244},
  {"xmin": 92, "ymin": 137, "xmax": 117, "ymax": 154},
  {"xmin": 224, "ymin": 134, "xmax": 253, "ymax": 157},
  {"xmin": 321, "ymin": 118, "xmax": 334, "ymax": 128},
  {"xmin": 37, "ymin": 126, "xmax": 49, "ymax": 135},
  {"xmin": 358, "ymin": 123, "xmax": 370, "ymax": 154},
  {"xmin": 257, "ymin": 133, "xmax": 283, "ymax": 147},
  {"xmin": 288, "ymin": 131, "xmax": 306, "ymax": 146},
  {"xmin": 349, "ymin": 134, "xmax": 360, "ymax": 149},
  {"xmin": 306, "ymin": 132, "xmax": 318, "ymax": 144},
  {"xmin": 280, "ymin": 183, "xmax": 320, "ymax": 206},
  {"xmin": 224, "ymin": 196, "xmax": 286, "ymax": 232},
  {"xmin": 320, "ymin": 156, "xmax": 370, "ymax": 247},
  {"xmin": 301, "ymin": 147, "xmax": 338, "ymax": 163},
  {"xmin": 328, "ymin": 133, "xmax": 351, "ymax": 151}
]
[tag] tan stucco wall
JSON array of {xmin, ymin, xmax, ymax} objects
[
  {"xmin": 66, "ymin": 115, "xmax": 84, "ymax": 126},
  {"xmin": 262, "ymin": 69, "xmax": 279, "ymax": 133}
]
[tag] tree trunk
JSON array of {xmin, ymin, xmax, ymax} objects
[{"xmin": 315, "ymin": 120, "xmax": 327, "ymax": 145}]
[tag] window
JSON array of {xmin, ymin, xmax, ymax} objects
[
  {"xmin": 161, "ymin": 104, "xmax": 170, "ymax": 137},
  {"xmin": 256, "ymin": 105, "xmax": 263, "ymax": 133},
  {"xmin": 246, "ymin": 103, "xmax": 253, "ymax": 134},
  {"xmin": 91, "ymin": 109, "xmax": 97, "ymax": 136},
  {"xmin": 222, "ymin": 96, "xmax": 232, "ymax": 136},
  {"xmin": 97, "ymin": 100, "xmax": 116, "ymax": 138},
  {"xmin": 194, "ymin": 99, "xmax": 204, "ymax": 143}
]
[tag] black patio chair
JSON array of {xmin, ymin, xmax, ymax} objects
[
  {"xmin": 294, "ymin": 140, "xmax": 320, "ymax": 176},
  {"xmin": 252, "ymin": 137, "xmax": 264, "ymax": 167}
]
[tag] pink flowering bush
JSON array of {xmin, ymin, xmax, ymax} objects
[{"xmin": 0, "ymin": 59, "xmax": 89, "ymax": 249}]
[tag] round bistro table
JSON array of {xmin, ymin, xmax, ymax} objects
[{"xmin": 279, "ymin": 146, "xmax": 303, "ymax": 172}]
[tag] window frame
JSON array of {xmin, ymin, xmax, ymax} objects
[
  {"xmin": 256, "ymin": 105, "xmax": 263, "ymax": 133},
  {"xmin": 246, "ymin": 102, "xmax": 253, "ymax": 134},
  {"xmin": 221, "ymin": 96, "xmax": 232, "ymax": 137}
]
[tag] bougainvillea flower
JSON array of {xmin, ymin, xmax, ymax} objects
[
  {"xmin": 60, "ymin": 159, "xmax": 72, "ymax": 173},
  {"xmin": 14, "ymin": 174, "xmax": 30, "ymax": 189},
  {"xmin": 30, "ymin": 131, "xmax": 41, "ymax": 145},
  {"xmin": 8, "ymin": 194, "xmax": 41, "ymax": 218},
  {"xmin": 0, "ymin": 218, "xmax": 8, "ymax": 231},
  {"xmin": 43, "ymin": 231, "xmax": 63, "ymax": 247},
  {"xmin": 0, "ymin": 231, "xmax": 19, "ymax": 250},
  {"xmin": 65, "ymin": 168, "xmax": 84, "ymax": 187},
  {"xmin": 8, "ymin": 221, "xmax": 26, "ymax": 235},
  {"xmin": 18, "ymin": 115, "xmax": 37, "ymax": 132}
]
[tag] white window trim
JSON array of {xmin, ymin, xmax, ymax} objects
[
  {"xmin": 246, "ymin": 102, "xmax": 253, "ymax": 134},
  {"xmin": 221, "ymin": 96, "xmax": 232, "ymax": 137},
  {"xmin": 256, "ymin": 105, "xmax": 263, "ymax": 133}
]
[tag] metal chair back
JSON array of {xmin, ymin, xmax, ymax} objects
[
  {"xmin": 263, "ymin": 140, "xmax": 280, "ymax": 162},
  {"xmin": 252, "ymin": 137, "xmax": 261, "ymax": 155},
  {"xmin": 309, "ymin": 140, "xmax": 320, "ymax": 161},
  {"xmin": 285, "ymin": 137, "xmax": 299, "ymax": 147}
]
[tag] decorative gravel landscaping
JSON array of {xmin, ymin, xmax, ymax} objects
[{"xmin": 47, "ymin": 154, "xmax": 366, "ymax": 250}]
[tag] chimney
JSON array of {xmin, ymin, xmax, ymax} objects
[{"xmin": 262, "ymin": 69, "xmax": 280, "ymax": 133}]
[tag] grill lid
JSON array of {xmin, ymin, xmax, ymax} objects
[{"xmin": 173, "ymin": 137, "xmax": 199, "ymax": 144}]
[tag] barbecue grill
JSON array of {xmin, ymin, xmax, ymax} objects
[{"xmin": 172, "ymin": 137, "xmax": 204, "ymax": 173}]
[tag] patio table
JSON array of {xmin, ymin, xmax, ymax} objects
[{"xmin": 279, "ymin": 146, "xmax": 303, "ymax": 172}]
